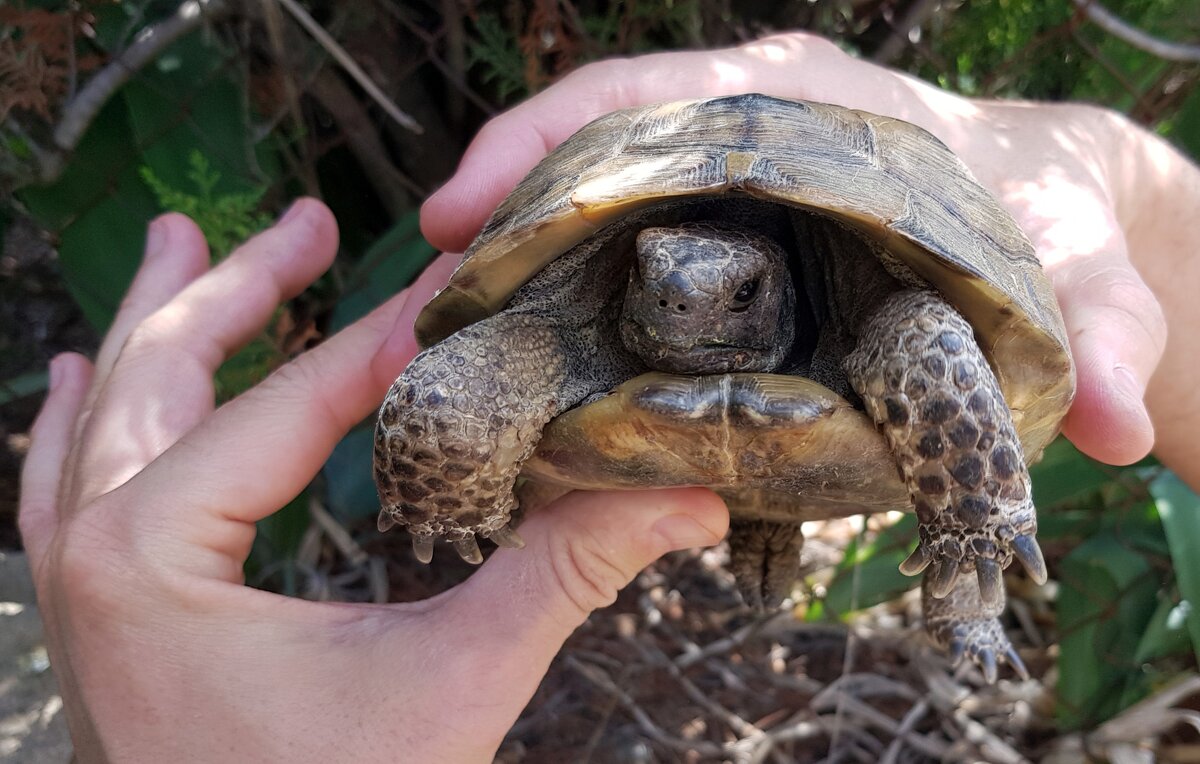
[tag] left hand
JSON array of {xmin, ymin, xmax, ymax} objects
[{"xmin": 19, "ymin": 200, "xmax": 727, "ymax": 762}]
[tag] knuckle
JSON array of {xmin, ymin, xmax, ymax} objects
[
  {"xmin": 548, "ymin": 531, "xmax": 630, "ymax": 617},
  {"xmin": 1076, "ymin": 264, "xmax": 1168, "ymax": 355}
]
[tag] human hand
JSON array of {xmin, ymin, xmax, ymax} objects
[
  {"xmin": 422, "ymin": 32, "xmax": 1200, "ymax": 488},
  {"xmin": 18, "ymin": 201, "xmax": 728, "ymax": 762}
]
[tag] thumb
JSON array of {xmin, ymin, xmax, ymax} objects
[
  {"xmin": 435, "ymin": 488, "xmax": 727, "ymax": 690},
  {"xmin": 1001, "ymin": 172, "xmax": 1166, "ymax": 465},
  {"xmin": 1053, "ymin": 250, "xmax": 1166, "ymax": 465}
]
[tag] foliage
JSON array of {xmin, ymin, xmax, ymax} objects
[
  {"xmin": 468, "ymin": 11, "xmax": 527, "ymax": 102},
  {"xmin": 139, "ymin": 150, "xmax": 270, "ymax": 259}
]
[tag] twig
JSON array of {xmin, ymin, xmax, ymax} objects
[
  {"xmin": 951, "ymin": 708, "xmax": 1030, "ymax": 764},
  {"xmin": 274, "ymin": 0, "xmax": 423, "ymax": 134},
  {"xmin": 259, "ymin": 0, "xmax": 320, "ymax": 196},
  {"xmin": 1072, "ymin": 0, "xmax": 1200, "ymax": 62},
  {"xmin": 44, "ymin": 0, "xmax": 230, "ymax": 180},
  {"xmin": 308, "ymin": 69, "xmax": 425, "ymax": 213},
  {"xmin": 879, "ymin": 699, "xmax": 931, "ymax": 764},
  {"xmin": 308, "ymin": 495, "xmax": 368, "ymax": 567},
  {"xmin": 564, "ymin": 655, "xmax": 728, "ymax": 757},
  {"xmin": 383, "ymin": 3, "xmax": 497, "ymax": 117},
  {"xmin": 674, "ymin": 610, "xmax": 787, "ymax": 668},
  {"xmin": 629, "ymin": 637, "xmax": 764, "ymax": 739}
]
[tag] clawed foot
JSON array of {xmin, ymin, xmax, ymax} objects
[
  {"xmin": 922, "ymin": 564, "xmax": 1029, "ymax": 683},
  {"xmin": 900, "ymin": 528, "xmax": 1047, "ymax": 608},
  {"xmin": 377, "ymin": 511, "xmax": 526, "ymax": 565},
  {"xmin": 728, "ymin": 520, "xmax": 803, "ymax": 610},
  {"xmin": 943, "ymin": 617, "xmax": 1029, "ymax": 684}
]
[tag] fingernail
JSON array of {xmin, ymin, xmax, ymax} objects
[
  {"xmin": 144, "ymin": 217, "xmax": 168, "ymax": 259},
  {"xmin": 48, "ymin": 356, "xmax": 65, "ymax": 392},
  {"xmin": 653, "ymin": 514, "xmax": 722, "ymax": 550},
  {"xmin": 277, "ymin": 200, "xmax": 306, "ymax": 226},
  {"xmin": 1113, "ymin": 365, "xmax": 1145, "ymax": 402}
]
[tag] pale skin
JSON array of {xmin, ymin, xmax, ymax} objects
[{"xmin": 18, "ymin": 32, "xmax": 1199, "ymax": 762}]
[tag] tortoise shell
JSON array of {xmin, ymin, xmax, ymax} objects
[{"xmin": 415, "ymin": 94, "xmax": 1074, "ymax": 500}]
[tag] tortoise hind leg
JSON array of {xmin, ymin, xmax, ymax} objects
[
  {"xmin": 374, "ymin": 313, "xmax": 597, "ymax": 562},
  {"xmin": 844, "ymin": 288, "xmax": 1047, "ymax": 680},
  {"xmin": 728, "ymin": 519, "xmax": 803, "ymax": 610},
  {"xmin": 723, "ymin": 491, "xmax": 804, "ymax": 610}
]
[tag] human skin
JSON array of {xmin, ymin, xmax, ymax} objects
[{"xmin": 19, "ymin": 32, "xmax": 1200, "ymax": 763}]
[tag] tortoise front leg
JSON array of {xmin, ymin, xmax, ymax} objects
[
  {"xmin": 374, "ymin": 313, "xmax": 592, "ymax": 563},
  {"xmin": 844, "ymin": 288, "xmax": 1047, "ymax": 679}
]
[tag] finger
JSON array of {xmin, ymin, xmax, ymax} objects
[
  {"xmin": 1055, "ymin": 253, "xmax": 1165, "ymax": 464},
  {"xmin": 429, "ymin": 488, "xmax": 728, "ymax": 708},
  {"xmin": 1000, "ymin": 168, "xmax": 1166, "ymax": 465},
  {"xmin": 109, "ymin": 252, "xmax": 459, "ymax": 579},
  {"xmin": 72, "ymin": 200, "xmax": 338, "ymax": 504},
  {"xmin": 89, "ymin": 214, "xmax": 211, "ymax": 387},
  {"xmin": 18, "ymin": 354, "xmax": 94, "ymax": 571},
  {"xmin": 71, "ymin": 215, "xmax": 209, "ymax": 464}
]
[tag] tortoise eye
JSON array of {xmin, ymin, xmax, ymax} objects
[{"xmin": 732, "ymin": 279, "xmax": 760, "ymax": 308}]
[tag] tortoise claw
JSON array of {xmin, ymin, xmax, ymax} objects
[
  {"xmin": 1013, "ymin": 533, "xmax": 1048, "ymax": 584},
  {"xmin": 928, "ymin": 559, "xmax": 959, "ymax": 599},
  {"xmin": 979, "ymin": 648, "xmax": 998, "ymax": 684},
  {"xmin": 899, "ymin": 543, "xmax": 933, "ymax": 576},
  {"xmin": 948, "ymin": 638, "xmax": 966, "ymax": 666},
  {"xmin": 412, "ymin": 535, "xmax": 435, "ymax": 564},
  {"xmin": 486, "ymin": 524, "xmax": 525, "ymax": 550},
  {"xmin": 1006, "ymin": 645, "xmax": 1030, "ymax": 681},
  {"xmin": 378, "ymin": 512, "xmax": 398, "ymax": 533},
  {"xmin": 976, "ymin": 558, "xmax": 1004, "ymax": 609},
  {"xmin": 453, "ymin": 536, "xmax": 484, "ymax": 564}
]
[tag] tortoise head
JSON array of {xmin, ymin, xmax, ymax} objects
[{"xmin": 619, "ymin": 222, "xmax": 796, "ymax": 374}]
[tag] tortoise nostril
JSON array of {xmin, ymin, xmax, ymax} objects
[
  {"xmin": 676, "ymin": 304, "xmax": 686, "ymax": 312},
  {"xmin": 658, "ymin": 299, "xmax": 668, "ymax": 308}
]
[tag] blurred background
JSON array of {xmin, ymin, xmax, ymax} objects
[{"xmin": 2, "ymin": 1, "xmax": 1199, "ymax": 761}]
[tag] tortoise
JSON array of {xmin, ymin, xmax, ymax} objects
[{"xmin": 373, "ymin": 94, "xmax": 1074, "ymax": 682}]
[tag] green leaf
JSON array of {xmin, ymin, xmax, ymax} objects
[
  {"xmin": 1153, "ymin": 472, "xmax": 1200, "ymax": 661},
  {"xmin": 323, "ymin": 426, "xmax": 379, "ymax": 524},
  {"xmin": 1056, "ymin": 528, "xmax": 1162, "ymax": 728},
  {"xmin": 816, "ymin": 515, "xmax": 918, "ymax": 618},
  {"xmin": 330, "ymin": 211, "xmax": 436, "ymax": 332},
  {"xmin": 246, "ymin": 490, "xmax": 312, "ymax": 597},
  {"xmin": 1030, "ymin": 437, "xmax": 1113, "ymax": 508},
  {"xmin": 0, "ymin": 370, "xmax": 48, "ymax": 406},
  {"xmin": 18, "ymin": 95, "xmax": 159, "ymax": 330}
]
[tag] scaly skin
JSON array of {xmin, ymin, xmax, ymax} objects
[
  {"xmin": 924, "ymin": 573, "xmax": 1028, "ymax": 683},
  {"xmin": 728, "ymin": 519, "xmax": 804, "ymax": 610},
  {"xmin": 845, "ymin": 288, "xmax": 1047, "ymax": 678},
  {"xmin": 374, "ymin": 315, "xmax": 580, "ymax": 561}
]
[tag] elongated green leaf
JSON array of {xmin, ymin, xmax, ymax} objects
[
  {"xmin": 1057, "ymin": 526, "xmax": 1163, "ymax": 728},
  {"xmin": 330, "ymin": 211, "xmax": 436, "ymax": 333},
  {"xmin": 818, "ymin": 515, "xmax": 918, "ymax": 618},
  {"xmin": 1153, "ymin": 472, "xmax": 1200, "ymax": 661}
]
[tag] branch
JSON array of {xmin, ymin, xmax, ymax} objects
[
  {"xmin": 1072, "ymin": 0, "xmax": 1200, "ymax": 63},
  {"xmin": 274, "ymin": 0, "xmax": 423, "ymax": 134},
  {"xmin": 51, "ymin": 0, "xmax": 230, "ymax": 162}
]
